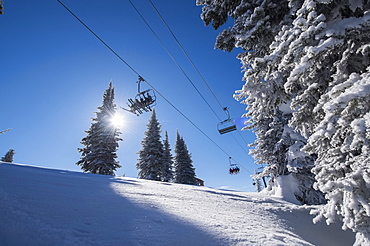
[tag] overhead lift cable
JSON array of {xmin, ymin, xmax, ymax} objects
[
  {"xmin": 145, "ymin": 0, "xmax": 253, "ymax": 158},
  {"xmin": 128, "ymin": 0, "xmax": 251, "ymax": 154},
  {"xmin": 128, "ymin": 0, "xmax": 254, "ymax": 170},
  {"xmin": 57, "ymin": 0, "xmax": 140, "ymax": 77},
  {"xmin": 147, "ymin": 0, "xmax": 226, "ymax": 114},
  {"xmin": 127, "ymin": 0, "xmax": 222, "ymax": 122},
  {"xmin": 56, "ymin": 0, "xmax": 253, "ymax": 175}
]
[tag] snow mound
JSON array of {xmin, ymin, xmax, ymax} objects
[
  {"xmin": 261, "ymin": 174, "xmax": 301, "ymax": 205},
  {"xmin": 0, "ymin": 163, "xmax": 355, "ymax": 245}
]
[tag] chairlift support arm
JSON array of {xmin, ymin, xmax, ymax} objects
[
  {"xmin": 222, "ymin": 107, "xmax": 231, "ymax": 120},
  {"xmin": 137, "ymin": 76, "xmax": 145, "ymax": 94}
]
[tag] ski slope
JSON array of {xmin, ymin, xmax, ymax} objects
[{"xmin": 0, "ymin": 163, "xmax": 355, "ymax": 245}]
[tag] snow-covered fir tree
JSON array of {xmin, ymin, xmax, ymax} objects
[
  {"xmin": 198, "ymin": 0, "xmax": 370, "ymax": 244},
  {"xmin": 198, "ymin": 0, "xmax": 324, "ymax": 205},
  {"xmin": 270, "ymin": 2, "xmax": 370, "ymax": 244},
  {"xmin": 174, "ymin": 131, "xmax": 196, "ymax": 185},
  {"xmin": 136, "ymin": 110, "xmax": 164, "ymax": 181},
  {"xmin": 1, "ymin": 149, "xmax": 15, "ymax": 163},
  {"xmin": 161, "ymin": 131, "xmax": 174, "ymax": 182},
  {"xmin": 76, "ymin": 82, "xmax": 122, "ymax": 175},
  {"xmin": 307, "ymin": 72, "xmax": 370, "ymax": 246}
]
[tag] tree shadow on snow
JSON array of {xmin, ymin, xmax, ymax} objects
[
  {"xmin": 268, "ymin": 207, "xmax": 355, "ymax": 246},
  {"xmin": 0, "ymin": 163, "xmax": 224, "ymax": 246}
]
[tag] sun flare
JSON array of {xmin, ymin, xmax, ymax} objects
[{"xmin": 110, "ymin": 113, "xmax": 125, "ymax": 129}]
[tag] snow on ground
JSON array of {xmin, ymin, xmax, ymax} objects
[{"xmin": 0, "ymin": 163, "xmax": 355, "ymax": 246}]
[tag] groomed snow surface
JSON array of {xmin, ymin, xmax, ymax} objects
[{"xmin": 0, "ymin": 163, "xmax": 355, "ymax": 246}]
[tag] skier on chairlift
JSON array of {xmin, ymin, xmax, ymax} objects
[
  {"xmin": 235, "ymin": 166, "xmax": 240, "ymax": 174},
  {"xmin": 229, "ymin": 166, "xmax": 240, "ymax": 174},
  {"xmin": 146, "ymin": 92, "xmax": 153, "ymax": 104},
  {"xmin": 121, "ymin": 76, "xmax": 156, "ymax": 115}
]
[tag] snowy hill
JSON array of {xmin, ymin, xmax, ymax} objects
[{"xmin": 0, "ymin": 163, "xmax": 355, "ymax": 246}]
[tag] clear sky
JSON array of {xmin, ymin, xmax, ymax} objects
[{"xmin": 1, "ymin": 0, "xmax": 260, "ymax": 191}]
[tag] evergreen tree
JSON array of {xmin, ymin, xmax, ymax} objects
[
  {"xmin": 199, "ymin": 0, "xmax": 324, "ymax": 205},
  {"xmin": 161, "ymin": 131, "xmax": 174, "ymax": 182},
  {"xmin": 306, "ymin": 72, "xmax": 370, "ymax": 245},
  {"xmin": 76, "ymin": 82, "xmax": 122, "ymax": 175},
  {"xmin": 1, "ymin": 149, "xmax": 15, "ymax": 163},
  {"xmin": 198, "ymin": 0, "xmax": 370, "ymax": 243},
  {"xmin": 174, "ymin": 131, "xmax": 196, "ymax": 185},
  {"xmin": 136, "ymin": 110, "xmax": 164, "ymax": 181}
]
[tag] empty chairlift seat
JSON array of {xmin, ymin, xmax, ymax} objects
[
  {"xmin": 217, "ymin": 107, "xmax": 237, "ymax": 134},
  {"xmin": 218, "ymin": 119, "xmax": 237, "ymax": 134}
]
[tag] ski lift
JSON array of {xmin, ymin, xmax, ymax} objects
[
  {"xmin": 228, "ymin": 157, "xmax": 240, "ymax": 175},
  {"xmin": 217, "ymin": 107, "xmax": 237, "ymax": 134},
  {"xmin": 122, "ymin": 76, "xmax": 156, "ymax": 116},
  {"xmin": 253, "ymin": 167, "xmax": 267, "ymax": 191}
]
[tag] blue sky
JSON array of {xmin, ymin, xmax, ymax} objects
[{"xmin": 1, "ymin": 0, "xmax": 260, "ymax": 191}]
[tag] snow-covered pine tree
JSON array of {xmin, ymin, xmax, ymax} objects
[
  {"xmin": 161, "ymin": 131, "xmax": 174, "ymax": 182},
  {"xmin": 198, "ymin": 0, "xmax": 324, "ymax": 205},
  {"xmin": 174, "ymin": 131, "xmax": 196, "ymax": 185},
  {"xmin": 76, "ymin": 82, "xmax": 122, "ymax": 175},
  {"xmin": 1, "ymin": 149, "xmax": 15, "ymax": 163},
  {"xmin": 306, "ymin": 72, "xmax": 370, "ymax": 246},
  {"xmin": 136, "ymin": 109, "xmax": 164, "ymax": 181},
  {"xmin": 273, "ymin": 1, "xmax": 370, "ymax": 244},
  {"xmin": 198, "ymin": 0, "xmax": 370, "ymax": 243}
]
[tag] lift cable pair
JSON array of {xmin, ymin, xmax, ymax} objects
[
  {"xmin": 56, "ymin": 0, "xmax": 253, "ymax": 175},
  {"xmin": 143, "ymin": 0, "xmax": 254, "ymax": 162},
  {"xmin": 144, "ymin": 0, "xmax": 255, "ymax": 161},
  {"xmin": 127, "ymin": 0, "xmax": 221, "ymax": 122},
  {"xmin": 130, "ymin": 0, "xmax": 251, "ymax": 158}
]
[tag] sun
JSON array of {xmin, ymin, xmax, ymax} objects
[{"xmin": 110, "ymin": 113, "xmax": 125, "ymax": 128}]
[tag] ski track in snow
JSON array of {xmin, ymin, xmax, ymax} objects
[{"xmin": 0, "ymin": 163, "xmax": 355, "ymax": 246}]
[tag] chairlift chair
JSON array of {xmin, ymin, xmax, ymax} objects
[
  {"xmin": 218, "ymin": 119, "xmax": 237, "ymax": 134},
  {"xmin": 228, "ymin": 157, "xmax": 240, "ymax": 175},
  {"xmin": 254, "ymin": 167, "xmax": 267, "ymax": 188},
  {"xmin": 135, "ymin": 89, "xmax": 156, "ymax": 108},
  {"xmin": 218, "ymin": 107, "xmax": 237, "ymax": 134},
  {"xmin": 121, "ymin": 76, "xmax": 156, "ymax": 116}
]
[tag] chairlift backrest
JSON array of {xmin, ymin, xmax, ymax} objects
[
  {"xmin": 135, "ymin": 90, "xmax": 156, "ymax": 106},
  {"xmin": 218, "ymin": 124, "xmax": 237, "ymax": 134},
  {"xmin": 217, "ymin": 107, "xmax": 237, "ymax": 134},
  {"xmin": 218, "ymin": 119, "xmax": 237, "ymax": 134}
]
